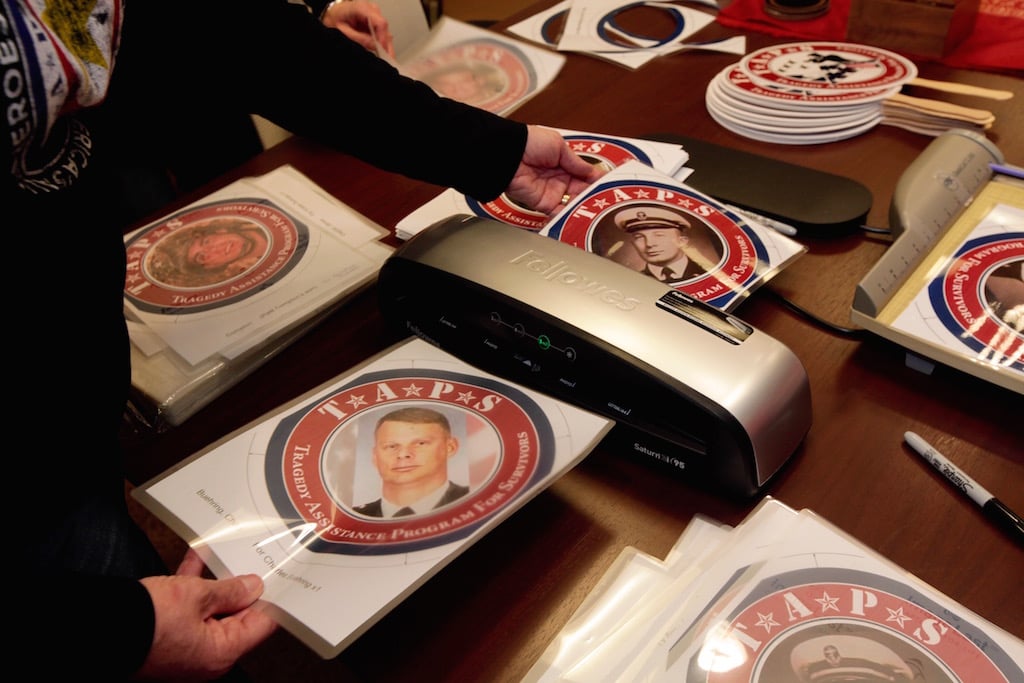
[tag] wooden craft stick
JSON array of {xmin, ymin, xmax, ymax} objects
[
  {"xmin": 909, "ymin": 78, "xmax": 1014, "ymax": 101},
  {"xmin": 885, "ymin": 93, "xmax": 995, "ymax": 124}
]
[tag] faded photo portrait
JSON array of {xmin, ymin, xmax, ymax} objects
[
  {"xmin": 591, "ymin": 203, "xmax": 725, "ymax": 284},
  {"xmin": 737, "ymin": 625, "xmax": 956, "ymax": 682},
  {"xmin": 323, "ymin": 403, "xmax": 502, "ymax": 519},
  {"xmin": 419, "ymin": 59, "xmax": 509, "ymax": 109},
  {"xmin": 144, "ymin": 217, "xmax": 270, "ymax": 288}
]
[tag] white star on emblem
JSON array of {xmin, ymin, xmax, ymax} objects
[
  {"xmin": 633, "ymin": 189, "xmax": 651, "ymax": 199},
  {"xmin": 346, "ymin": 394, "xmax": 368, "ymax": 410},
  {"xmin": 755, "ymin": 612, "xmax": 780, "ymax": 633},
  {"xmin": 456, "ymin": 390, "xmax": 476, "ymax": 404},
  {"xmin": 402, "ymin": 383, "xmax": 424, "ymax": 397},
  {"xmin": 815, "ymin": 592, "xmax": 840, "ymax": 613},
  {"xmin": 886, "ymin": 606, "xmax": 913, "ymax": 629},
  {"xmin": 594, "ymin": 198, "xmax": 611, "ymax": 209}
]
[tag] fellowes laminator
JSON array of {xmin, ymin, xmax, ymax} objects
[{"xmin": 377, "ymin": 215, "xmax": 812, "ymax": 497}]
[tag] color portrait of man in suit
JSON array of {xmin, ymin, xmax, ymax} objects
[{"xmin": 353, "ymin": 406, "xmax": 469, "ymax": 518}]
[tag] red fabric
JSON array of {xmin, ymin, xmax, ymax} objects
[
  {"xmin": 942, "ymin": 0, "xmax": 1024, "ymax": 73},
  {"xmin": 715, "ymin": 0, "xmax": 1024, "ymax": 73},
  {"xmin": 716, "ymin": 0, "xmax": 850, "ymax": 42}
]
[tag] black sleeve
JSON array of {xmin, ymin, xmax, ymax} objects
[
  {"xmin": 25, "ymin": 573, "xmax": 155, "ymax": 680},
  {"xmin": 305, "ymin": 0, "xmax": 329, "ymax": 19},
  {"xmin": 111, "ymin": 0, "xmax": 528, "ymax": 202}
]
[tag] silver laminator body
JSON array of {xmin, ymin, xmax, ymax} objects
[{"xmin": 377, "ymin": 215, "xmax": 811, "ymax": 497}]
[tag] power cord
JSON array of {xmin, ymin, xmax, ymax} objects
[
  {"xmin": 753, "ymin": 221, "xmax": 896, "ymax": 337},
  {"xmin": 859, "ymin": 223, "xmax": 893, "ymax": 236},
  {"xmin": 761, "ymin": 286, "xmax": 867, "ymax": 339}
]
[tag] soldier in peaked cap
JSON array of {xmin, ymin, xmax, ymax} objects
[
  {"xmin": 615, "ymin": 205, "xmax": 707, "ymax": 283},
  {"xmin": 790, "ymin": 635, "xmax": 916, "ymax": 681}
]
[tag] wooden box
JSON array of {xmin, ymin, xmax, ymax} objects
[{"xmin": 846, "ymin": 0, "xmax": 980, "ymax": 58}]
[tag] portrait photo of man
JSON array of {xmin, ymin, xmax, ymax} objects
[
  {"xmin": 788, "ymin": 634, "xmax": 922, "ymax": 682},
  {"xmin": 608, "ymin": 205, "xmax": 722, "ymax": 284},
  {"xmin": 352, "ymin": 406, "xmax": 470, "ymax": 518},
  {"xmin": 420, "ymin": 59, "xmax": 509, "ymax": 111},
  {"xmin": 144, "ymin": 217, "xmax": 270, "ymax": 288}
]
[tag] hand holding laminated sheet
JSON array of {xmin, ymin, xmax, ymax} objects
[
  {"xmin": 395, "ymin": 128, "xmax": 693, "ymax": 240},
  {"xmin": 133, "ymin": 337, "xmax": 613, "ymax": 659}
]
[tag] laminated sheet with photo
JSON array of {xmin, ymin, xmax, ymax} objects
[
  {"xmin": 542, "ymin": 160, "xmax": 807, "ymax": 311},
  {"xmin": 134, "ymin": 337, "xmax": 613, "ymax": 659}
]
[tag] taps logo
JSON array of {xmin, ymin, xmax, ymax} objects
[
  {"xmin": 509, "ymin": 248, "xmax": 641, "ymax": 311},
  {"xmin": 262, "ymin": 367, "xmax": 556, "ymax": 556},
  {"xmin": 124, "ymin": 199, "xmax": 308, "ymax": 314},
  {"xmin": 682, "ymin": 568, "xmax": 1022, "ymax": 682},
  {"xmin": 543, "ymin": 170, "xmax": 771, "ymax": 311},
  {"xmin": 925, "ymin": 232, "xmax": 1023, "ymax": 373}
]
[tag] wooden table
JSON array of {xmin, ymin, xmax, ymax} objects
[{"xmin": 121, "ymin": 5, "xmax": 1023, "ymax": 681}]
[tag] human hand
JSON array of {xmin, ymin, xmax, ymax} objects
[
  {"xmin": 322, "ymin": 0, "xmax": 395, "ymax": 58},
  {"xmin": 135, "ymin": 549, "xmax": 278, "ymax": 681},
  {"xmin": 505, "ymin": 125, "xmax": 607, "ymax": 216}
]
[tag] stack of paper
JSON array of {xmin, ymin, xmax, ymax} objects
[
  {"xmin": 133, "ymin": 337, "xmax": 613, "ymax": 658},
  {"xmin": 125, "ymin": 165, "xmax": 393, "ymax": 429},
  {"xmin": 525, "ymin": 497, "xmax": 1024, "ymax": 682}
]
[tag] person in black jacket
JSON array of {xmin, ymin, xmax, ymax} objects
[{"xmin": 4, "ymin": 0, "xmax": 601, "ymax": 679}]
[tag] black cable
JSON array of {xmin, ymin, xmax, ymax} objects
[
  {"xmin": 859, "ymin": 223, "xmax": 892, "ymax": 235},
  {"xmin": 762, "ymin": 286, "xmax": 867, "ymax": 339}
]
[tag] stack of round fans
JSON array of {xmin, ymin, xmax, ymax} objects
[{"xmin": 705, "ymin": 41, "xmax": 918, "ymax": 144}]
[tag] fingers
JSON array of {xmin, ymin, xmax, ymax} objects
[
  {"xmin": 137, "ymin": 572, "xmax": 277, "ymax": 680},
  {"xmin": 368, "ymin": 17, "xmax": 395, "ymax": 57},
  {"xmin": 206, "ymin": 576, "xmax": 278, "ymax": 656},
  {"xmin": 336, "ymin": 24, "xmax": 376, "ymax": 53},
  {"xmin": 176, "ymin": 547, "xmax": 206, "ymax": 577},
  {"xmin": 207, "ymin": 574, "xmax": 266, "ymax": 618},
  {"xmin": 324, "ymin": 1, "xmax": 395, "ymax": 57}
]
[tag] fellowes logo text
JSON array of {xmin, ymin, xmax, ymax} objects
[{"xmin": 508, "ymin": 249, "xmax": 640, "ymax": 311}]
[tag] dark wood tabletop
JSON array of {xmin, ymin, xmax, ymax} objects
[{"xmin": 121, "ymin": 4, "xmax": 1023, "ymax": 681}]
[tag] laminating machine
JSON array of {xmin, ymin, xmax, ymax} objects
[{"xmin": 377, "ymin": 214, "xmax": 812, "ymax": 497}]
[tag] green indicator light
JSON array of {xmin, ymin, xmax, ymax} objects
[{"xmin": 538, "ymin": 335, "xmax": 551, "ymax": 350}]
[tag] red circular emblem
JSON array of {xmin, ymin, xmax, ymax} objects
[
  {"xmin": 124, "ymin": 199, "xmax": 306, "ymax": 313},
  {"xmin": 547, "ymin": 181, "xmax": 767, "ymax": 306},
  {"xmin": 404, "ymin": 38, "xmax": 535, "ymax": 114},
  {"xmin": 264, "ymin": 369, "xmax": 555, "ymax": 554}
]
